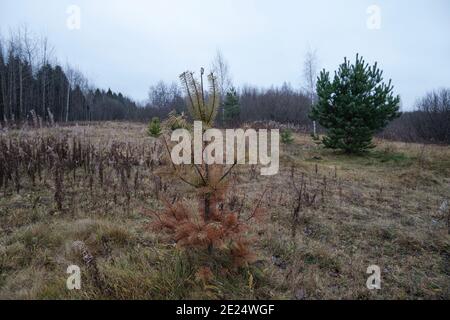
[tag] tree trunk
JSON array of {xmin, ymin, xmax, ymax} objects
[
  {"xmin": 19, "ymin": 63, "xmax": 23, "ymax": 120},
  {"xmin": 203, "ymin": 138, "xmax": 212, "ymax": 254},
  {"xmin": 0, "ymin": 74, "xmax": 6, "ymax": 121},
  {"xmin": 42, "ymin": 73, "xmax": 46, "ymax": 120},
  {"xmin": 65, "ymin": 84, "xmax": 70, "ymax": 122},
  {"xmin": 9, "ymin": 65, "xmax": 14, "ymax": 121}
]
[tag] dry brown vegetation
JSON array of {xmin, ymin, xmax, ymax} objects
[{"xmin": 0, "ymin": 122, "xmax": 449, "ymax": 299}]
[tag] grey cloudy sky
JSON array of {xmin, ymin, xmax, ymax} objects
[{"xmin": 1, "ymin": 0, "xmax": 449, "ymax": 109}]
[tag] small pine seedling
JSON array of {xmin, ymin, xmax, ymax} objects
[
  {"xmin": 147, "ymin": 117, "xmax": 162, "ymax": 137},
  {"xmin": 281, "ymin": 129, "xmax": 294, "ymax": 144}
]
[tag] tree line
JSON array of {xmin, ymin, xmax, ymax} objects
[
  {"xmin": 0, "ymin": 29, "xmax": 448, "ymax": 144},
  {"xmin": 0, "ymin": 28, "xmax": 86, "ymax": 123},
  {"xmin": 382, "ymin": 89, "xmax": 450, "ymax": 144},
  {"xmin": 0, "ymin": 28, "xmax": 145, "ymax": 123}
]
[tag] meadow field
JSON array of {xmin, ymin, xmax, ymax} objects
[{"xmin": 0, "ymin": 122, "xmax": 449, "ymax": 299}]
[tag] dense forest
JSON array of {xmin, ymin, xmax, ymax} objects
[
  {"xmin": 0, "ymin": 30, "xmax": 312, "ymax": 125},
  {"xmin": 0, "ymin": 30, "xmax": 142, "ymax": 123},
  {"xmin": 0, "ymin": 30, "xmax": 448, "ymax": 144}
]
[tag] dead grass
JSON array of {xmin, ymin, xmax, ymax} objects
[{"xmin": 0, "ymin": 122, "xmax": 449, "ymax": 300}]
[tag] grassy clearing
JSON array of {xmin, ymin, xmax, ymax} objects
[{"xmin": 0, "ymin": 123, "xmax": 449, "ymax": 299}]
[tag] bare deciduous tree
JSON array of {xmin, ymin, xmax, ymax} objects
[
  {"xmin": 38, "ymin": 36, "xmax": 54, "ymax": 120},
  {"xmin": 64, "ymin": 64, "xmax": 87, "ymax": 122},
  {"xmin": 211, "ymin": 50, "xmax": 232, "ymax": 97},
  {"xmin": 302, "ymin": 48, "xmax": 319, "ymax": 136},
  {"xmin": 148, "ymin": 81, "xmax": 181, "ymax": 109},
  {"xmin": 211, "ymin": 50, "xmax": 232, "ymax": 125},
  {"xmin": 414, "ymin": 88, "xmax": 450, "ymax": 144}
]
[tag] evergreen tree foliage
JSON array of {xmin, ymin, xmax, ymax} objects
[
  {"xmin": 280, "ymin": 129, "xmax": 294, "ymax": 144},
  {"xmin": 179, "ymin": 68, "xmax": 220, "ymax": 128},
  {"xmin": 223, "ymin": 87, "xmax": 240, "ymax": 125},
  {"xmin": 310, "ymin": 54, "xmax": 401, "ymax": 153},
  {"xmin": 147, "ymin": 117, "xmax": 162, "ymax": 137}
]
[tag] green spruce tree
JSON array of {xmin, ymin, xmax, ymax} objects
[
  {"xmin": 223, "ymin": 87, "xmax": 240, "ymax": 125},
  {"xmin": 147, "ymin": 117, "xmax": 162, "ymax": 137},
  {"xmin": 310, "ymin": 54, "xmax": 401, "ymax": 153}
]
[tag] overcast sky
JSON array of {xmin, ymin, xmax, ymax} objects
[{"xmin": 1, "ymin": 0, "xmax": 449, "ymax": 109}]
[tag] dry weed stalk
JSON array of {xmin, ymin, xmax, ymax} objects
[
  {"xmin": 71, "ymin": 241, "xmax": 108, "ymax": 292},
  {"xmin": 290, "ymin": 167, "xmax": 318, "ymax": 238},
  {"xmin": 0, "ymin": 131, "xmax": 165, "ymax": 211}
]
